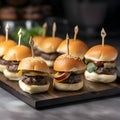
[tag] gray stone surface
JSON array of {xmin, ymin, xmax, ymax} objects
[{"xmin": 0, "ymin": 87, "xmax": 120, "ymax": 120}]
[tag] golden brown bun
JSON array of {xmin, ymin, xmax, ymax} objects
[
  {"xmin": 53, "ymin": 79, "xmax": 83, "ymax": 91},
  {"xmin": 54, "ymin": 54, "xmax": 86, "ymax": 73},
  {"xmin": 3, "ymin": 45, "xmax": 31, "ymax": 61},
  {"xmin": 0, "ymin": 40, "xmax": 17, "ymax": 57},
  {"xmin": 0, "ymin": 35, "xmax": 5, "ymax": 42},
  {"xmin": 84, "ymin": 70, "xmax": 117, "ymax": 83},
  {"xmin": 19, "ymin": 79, "xmax": 50, "ymax": 94},
  {"xmin": 33, "ymin": 36, "xmax": 46, "ymax": 48},
  {"xmin": 38, "ymin": 37, "xmax": 63, "ymax": 53},
  {"xmin": 18, "ymin": 57, "xmax": 50, "ymax": 73},
  {"xmin": 85, "ymin": 45, "xmax": 118, "ymax": 61},
  {"xmin": 57, "ymin": 39, "xmax": 88, "ymax": 59}
]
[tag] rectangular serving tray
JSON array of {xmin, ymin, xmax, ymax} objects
[{"xmin": 0, "ymin": 73, "xmax": 120, "ymax": 109}]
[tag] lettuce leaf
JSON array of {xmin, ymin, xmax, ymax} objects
[
  {"xmin": 87, "ymin": 62, "xmax": 98, "ymax": 73},
  {"xmin": 12, "ymin": 26, "xmax": 49, "ymax": 47}
]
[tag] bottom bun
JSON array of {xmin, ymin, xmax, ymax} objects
[
  {"xmin": 0, "ymin": 64, "xmax": 7, "ymax": 72},
  {"xmin": 19, "ymin": 79, "xmax": 50, "ymax": 94},
  {"xmin": 84, "ymin": 70, "xmax": 117, "ymax": 83},
  {"xmin": 53, "ymin": 79, "xmax": 83, "ymax": 91},
  {"xmin": 3, "ymin": 69, "xmax": 21, "ymax": 81}
]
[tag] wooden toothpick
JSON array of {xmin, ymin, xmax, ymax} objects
[
  {"xmin": 42, "ymin": 22, "xmax": 47, "ymax": 37},
  {"xmin": 101, "ymin": 28, "xmax": 106, "ymax": 46},
  {"xmin": 29, "ymin": 37, "xmax": 34, "ymax": 58},
  {"xmin": 52, "ymin": 22, "xmax": 56, "ymax": 37},
  {"xmin": 5, "ymin": 23, "xmax": 10, "ymax": 41},
  {"xmin": 18, "ymin": 28, "xmax": 22, "ymax": 46},
  {"xmin": 74, "ymin": 25, "xmax": 79, "ymax": 40},
  {"xmin": 66, "ymin": 33, "xmax": 69, "ymax": 55}
]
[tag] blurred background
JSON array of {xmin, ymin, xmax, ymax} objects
[{"xmin": 0, "ymin": 0, "xmax": 120, "ymax": 38}]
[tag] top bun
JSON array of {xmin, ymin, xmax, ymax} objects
[
  {"xmin": 18, "ymin": 57, "xmax": 50, "ymax": 73},
  {"xmin": 3, "ymin": 45, "xmax": 31, "ymax": 61},
  {"xmin": 0, "ymin": 40, "xmax": 17, "ymax": 57},
  {"xmin": 85, "ymin": 44, "xmax": 118, "ymax": 61},
  {"xmin": 33, "ymin": 36, "xmax": 46, "ymax": 48},
  {"xmin": 38, "ymin": 37, "xmax": 63, "ymax": 53},
  {"xmin": 57, "ymin": 39, "xmax": 88, "ymax": 59},
  {"xmin": 54, "ymin": 54, "xmax": 86, "ymax": 73}
]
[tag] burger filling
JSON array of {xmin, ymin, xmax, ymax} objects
[
  {"xmin": 0, "ymin": 57, "xmax": 19, "ymax": 72},
  {"xmin": 0, "ymin": 57, "xmax": 11, "ymax": 65},
  {"xmin": 21, "ymin": 75, "xmax": 49, "ymax": 85},
  {"xmin": 18, "ymin": 70, "xmax": 51, "ymax": 85},
  {"xmin": 84, "ymin": 59, "xmax": 117, "ymax": 74},
  {"xmin": 6, "ymin": 61, "xmax": 19, "ymax": 72},
  {"xmin": 33, "ymin": 48, "xmax": 60, "ymax": 60},
  {"xmin": 53, "ymin": 72, "xmax": 82, "ymax": 84}
]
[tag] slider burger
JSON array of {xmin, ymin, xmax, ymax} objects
[
  {"xmin": 0, "ymin": 40, "xmax": 17, "ymax": 72},
  {"xmin": 34, "ymin": 36, "xmax": 63, "ymax": 67},
  {"xmin": 53, "ymin": 54, "xmax": 86, "ymax": 91},
  {"xmin": 84, "ymin": 44, "xmax": 118, "ymax": 83},
  {"xmin": 57, "ymin": 39, "xmax": 88, "ymax": 60},
  {"xmin": 3, "ymin": 45, "xmax": 31, "ymax": 81},
  {"xmin": 33, "ymin": 36, "xmax": 46, "ymax": 56},
  {"xmin": 18, "ymin": 57, "xmax": 51, "ymax": 94},
  {"xmin": 57, "ymin": 26, "xmax": 88, "ymax": 60}
]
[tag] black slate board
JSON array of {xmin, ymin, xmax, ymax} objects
[{"xmin": 0, "ymin": 73, "xmax": 120, "ymax": 109}]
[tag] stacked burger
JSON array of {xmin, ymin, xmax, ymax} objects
[
  {"xmin": 0, "ymin": 23, "xmax": 17, "ymax": 72},
  {"xmin": 57, "ymin": 26, "xmax": 88, "ymax": 60},
  {"xmin": 32, "ymin": 22, "xmax": 63, "ymax": 67},
  {"xmin": 18, "ymin": 57, "xmax": 51, "ymax": 94},
  {"xmin": 3, "ymin": 28, "xmax": 32, "ymax": 81},
  {"xmin": 17, "ymin": 38, "xmax": 51, "ymax": 94},
  {"xmin": 84, "ymin": 28, "xmax": 118, "ymax": 83},
  {"xmin": 52, "ymin": 34, "xmax": 86, "ymax": 91}
]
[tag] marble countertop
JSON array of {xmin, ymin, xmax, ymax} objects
[{"xmin": 0, "ymin": 37, "xmax": 120, "ymax": 120}]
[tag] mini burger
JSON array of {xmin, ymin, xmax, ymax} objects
[
  {"xmin": 57, "ymin": 26, "xmax": 88, "ymax": 60},
  {"xmin": 0, "ymin": 40, "xmax": 17, "ymax": 72},
  {"xmin": 57, "ymin": 39, "xmax": 88, "ymax": 60},
  {"xmin": 53, "ymin": 54, "xmax": 86, "ymax": 91},
  {"xmin": 84, "ymin": 44, "xmax": 118, "ymax": 83},
  {"xmin": 3, "ymin": 45, "xmax": 31, "ymax": 81},
  {"xmin": 18, "ymin": 57, "xmax": 50, "ymax": 94},
  {"xmin": 36, "ymin": 36, "xmax": 63, "ymax": 67},
  {"xmin": 33, "ymin": 22, "xmax": 63, "ymax": 67}
]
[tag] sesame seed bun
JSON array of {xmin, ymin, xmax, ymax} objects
[
  {"xmin": 54, "ymin": 54, "xmax": 86, "ymax": 73},
  {"xmin": 57, "ymin": 39, "xmax": 88, "ymax": 59}
]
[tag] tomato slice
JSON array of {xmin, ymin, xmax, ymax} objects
[
  {"xmin": 54, "ymin": 72, "xmax": 71, "ymax": 82},
  {"xmin": 93, "ymin": 61, "xmax": 103, "ymax": 66}
]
